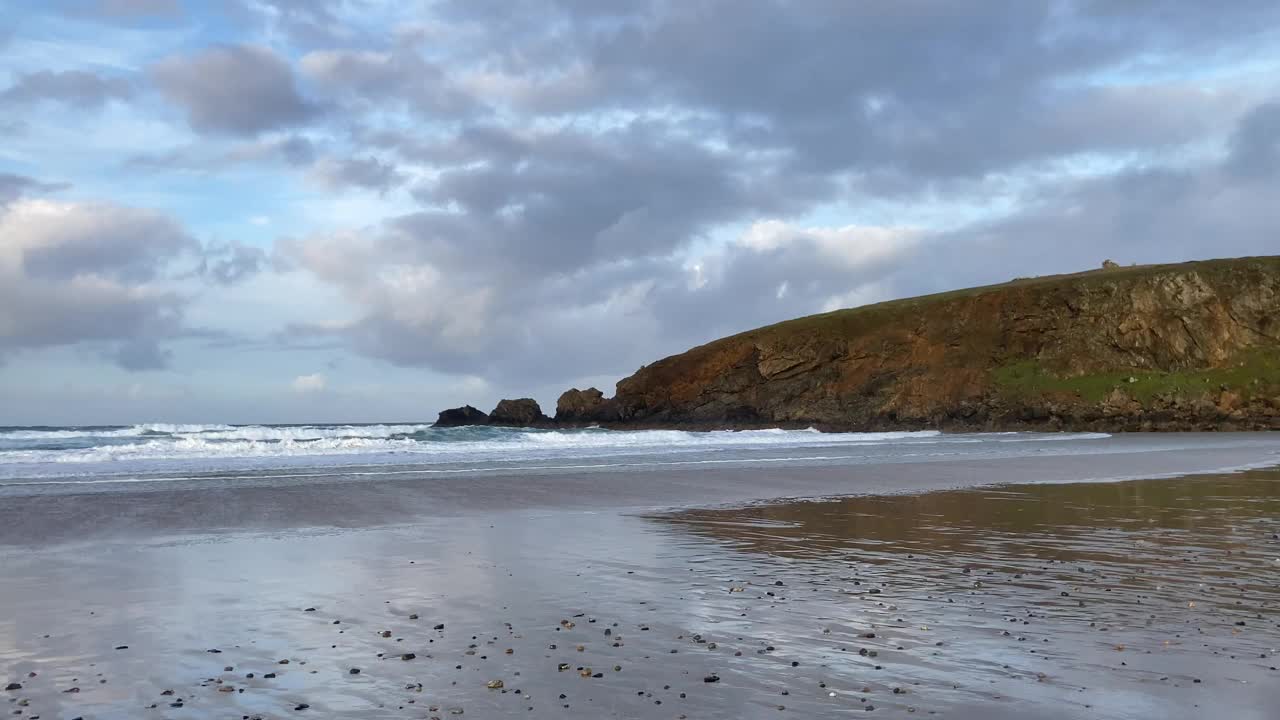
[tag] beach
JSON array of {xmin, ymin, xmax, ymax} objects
[{"xmin": 1, "ymin": 429, "xmax": 1278, "ymax": 719}]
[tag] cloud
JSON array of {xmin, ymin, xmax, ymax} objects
[
  {"xmin": 201, "ymin": 241, "xmax": 267, "ymax": 285},
  {"xmin": 110, "ymin": 338, "xmax": 174, "ymax": 371},
  {"xmin": 276, "ymin": 211, "xmax": 918, "ymax": 381},
  {"xmin": 224, "ymin": 0, "xmax": 354, "ymax": 48},
  {"xmin": 427, "ymin": 0, "xmax": 1273, "ymax": 190},
  {"xmin": 291, "ymin": 372, "xmax": 326, "ymax": 393},
  {"xmin": 1225, "ymin": 102, "xmax": 1280, "ymax": 180},
  {"xmin": 309, "ymin": 155, "xmax": 405, "ymax": 193},
  {"xmin": 300, "ymin": 48, "xmax": 477, "ymax": 118},
  {"xmin": 0, "ymin": 70, "xmax": 133, "ymax": 109},
  {"xmin": 96, "ymin": 0, "xmax": 181, "ymax": 16},
  {"xmin": 279, "ymin": 93, "xmax": 1280, "ymax": 386},
  {"xmin": 0, "ymin": 173, "xmax": 69, "ymax": 207},
  {"xmin": 66, "ymin": 0, "xmax": 183, "ymax": 22},
  {"xmin": 0, "ymin": 198, "xmax": 196, "ymax": 369},
  {"xmin": 11, "ymin": 199, "xmax": 197, "ymax": 282},
  {"xmin": 152, "ymin": 44, "xmax": 319, "ymax": 135},
  {"xmin": 9, "ymin": 0, "xmax": 1280, "ymax": 416}
]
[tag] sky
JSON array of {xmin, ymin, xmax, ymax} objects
[{"xmin": 1, "ymin": 0, "xmax": 1278, "ymax": 425}]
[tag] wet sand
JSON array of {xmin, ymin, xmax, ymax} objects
[{"xmin": 2, "ymin": 453, "xmax": 1279, "ymax": 718}]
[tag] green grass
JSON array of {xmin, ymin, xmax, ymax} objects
[
  {"xmin": 991, "ymin": 349, "xmax": 1280, "ymax": 403},
  {"xmin": 725, "ymin": 256, "xmax": 1280, "ymax": 344}
]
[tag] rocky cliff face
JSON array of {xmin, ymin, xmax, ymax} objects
[{"xmin": 594, "ymin": 257, "xmax": 1280, "ymax": 431}]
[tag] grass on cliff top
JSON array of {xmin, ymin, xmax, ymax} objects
[
  {"xmin": 992, "ymin": 349, "xmax": 1280, "ymax": 403},
  {"xmin": 735, "ymin": 255, "xmax": 1280, "ymax": 342}
]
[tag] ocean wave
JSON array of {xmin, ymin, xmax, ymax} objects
[
  {"xmin": 0, "ymin": 423, "xmax": 237, "ymax": 440},
  {"xmin": 0, "ymin": 425, "xmax": 1116, "ymax": 467},
  {"xmin": 19, "ymin": 436, "xmax": 425, "ymax": 463}
]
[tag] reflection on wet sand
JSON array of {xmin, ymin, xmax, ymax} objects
[
  {"xmin": 651, "ymin": 470, "xmax": 1280, "ymax": 718},
  {"xmin": 1, "ymin": 471, "xmax": 1276, "ymax": 720}
]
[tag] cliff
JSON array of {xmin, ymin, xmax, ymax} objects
[{"xmin": 566, "ymin": 257, "xmax": 1280, "ymax": 431}]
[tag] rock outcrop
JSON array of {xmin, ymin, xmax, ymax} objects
[
  {"xmin": 435, "ymin": 405, "xmax": 489, "ymax": 427},
  {"xmin": 487, "ymin": 398, "xmax": 550, "ymax": 427},
  {"xmin": 555, "ymin": 387, "xmax": 613, "ymax": 423}
]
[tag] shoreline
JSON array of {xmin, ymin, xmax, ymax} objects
[
  {"xmin": 3, "ymin": 463, "xmax": 1277, "ymax": 719},
  {"xmin": 3, "ymin": 433, "xmax": 1279, "ymax": 548},
  {"xmin": 448, "ymin": 418, "xmax": 1280, "ymax": 433}
]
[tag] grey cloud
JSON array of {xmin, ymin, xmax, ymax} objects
[
  {"xmin": 1226, "ymin": 102, "xmax": 1280, "ymax": 180},
  {"xmin": 109, "ymin": 338, "xmax": 173, "ymax": 371},
  {"xmin": 202, "ymin": 241, "xmax": 267, "ymax": 285},
  {"xmin": 0, "ymin": 173, "xmax": 68, "ymax": 207},
  {"xmin": 129, "ymin": 135, "xmax": 404, "ymax": 197},
  {"xmin": 285, "ymin": 95, "xmax": 1280, "ymax": 386},
  {"xmin": 432, "ymin": 0, "xmax": 1275, "ymax": 190},
  {"xmin": 129, "ymin": 135, "xmax": 317, "ymax": 172},
  {"xmin": 0, "ymin": 70, "xmax": 133, "ymax": 109},
  {"xmin": 300, "ymin": 48, "xmax": 477, "ymax": 118},
  {"xmin": 152, "ymin": 44, "xmax": 319, "ymax": 135},
  {"xmin": 95, "ymin": 0, "xmax": 182, "ymax": 16},
  {"xmin": 403, "ymin": 123, "xmax": 832, "ymax": 275},
  {"xmin": 224, "ymin": 135, "xmax": 317, "ymax": 167},
  {"xmin": 16, "ymin": 202, "xmax": 197, "ymax": 283},
  {"xmin": 65, "ymin": 0, "xmax": 183, "ymax": 22},
  {"xmin": 309, "ymin": 155, "xmax": 405, "ymax": 193},
  {"xmin": 0, "ymin": 199, "xmax": 196, "ymax": 370}
]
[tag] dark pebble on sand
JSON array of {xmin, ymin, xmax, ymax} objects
[
  {"xmin": 114, "ymin": 645, "xmax": 128, "ymax": 650},
  {"xmin": 704, "ymin": 675, "xmax": 720, "ymax": 683},
  {"xmin": 4, "ymin": 684, "xmax": 20, "ymax": 691},
  {"xmin": 435, "ymin": 624, "xmax": 446, "ymax": 630},
  {"xmin": 402, "ymin": 653, "xmax": 416, "ymax": 661},
  {"xmin": 349, "ymin": 668, "xmax": 361, "ymax": 675},
  {"xmin": 295, "ymin": 703, "xmax": 309, "ymax": 711}
]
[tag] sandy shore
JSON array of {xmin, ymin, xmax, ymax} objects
[{"xmin": 2, "ymin": 438, "xmax": 1278, "ymax": 718}]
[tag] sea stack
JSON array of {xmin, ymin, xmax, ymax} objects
[{"xmin": 435, "ymin": 405, "xmax": 489, "ymax": 427}]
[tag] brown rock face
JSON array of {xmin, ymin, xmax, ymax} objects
[
  {"xmin": 555, "ymin": 387, "xmax": 613, "ymax": 423},
  {"xmin": 603, "ymin": 257, "xmax": 1280, "ymax": 431},
  {"xmin": 488, "ymin": 398, "xmax": 550, "ymax": 427}
]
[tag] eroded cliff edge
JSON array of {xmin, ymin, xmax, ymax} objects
[{"xmin": 447, "ymin": 257, "xmax": 1280, "ymax": 431}]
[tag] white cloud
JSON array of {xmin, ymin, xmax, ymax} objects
[
  {"xmin": 291, "ymin": 372, "xmax": 326, "ymax": 393},
  {"xmin": 737, "ymin": 219, "xmax": 920, "ymax": 268}
]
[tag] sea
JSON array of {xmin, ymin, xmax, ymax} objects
[{"xmin": 3, "ymin": 423, "xmax": 1278, "ymax": 499}]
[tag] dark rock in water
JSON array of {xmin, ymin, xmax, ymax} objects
[
  {"xmin": 488, "ymin": 398, "xmax": 549, "ymax": 427},
  {"xmin": 5, "ymin": 683, "xmax": 21, "ymax": 691},
  {"xmin": 435, "ymin": 405, "xmax": 489, "ymax": 427},
  {"xmin": 555, "ymin": 387, "xmax": 613, "ymax": 423}
]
